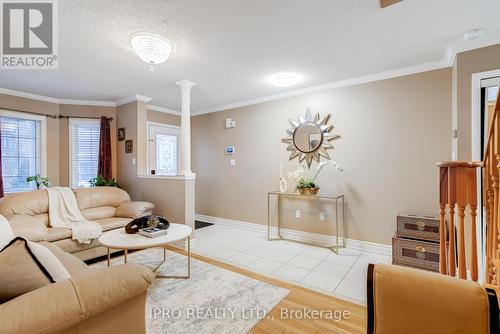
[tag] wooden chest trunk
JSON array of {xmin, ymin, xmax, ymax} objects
[
  {"xmin": 396, "ymin": 213, "xmax": 441, "ymax": 242},
  {"xmin": 392, "ymin": 234, "xmax": 440, "ymax": 272}
]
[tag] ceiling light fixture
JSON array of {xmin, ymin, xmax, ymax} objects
[
  {"xmin": 269, "ymin": 72, "xmax": 303, "ymax": 87},
  {"xmin": 130, "ymin": 32, "xmax": 172, "ymax": 71},
  {"xmin": 464, "ymin": 28, "xmax": 485, "ymax": 41}
]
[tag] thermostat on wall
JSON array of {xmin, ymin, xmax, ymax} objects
[
  {"xmin": 225, "ymin": 146, "xmax": 235, "ymax": 155},
  {"xmin": 225, "ymin": 118, "xmax": 235, "ymax": 129}
]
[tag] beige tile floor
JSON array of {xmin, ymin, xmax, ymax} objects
[{"xmin": 191, "ymin": 224, "xmax": 391, "ymax": 305}]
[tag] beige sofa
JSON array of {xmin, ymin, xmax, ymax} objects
[
  {"xmin": 0, "ymin": 187, "xmax": 154, "ymax": 260},
  {"xmin": 0, "ymin": 241, "xmax": 155, "ymax": 334}
]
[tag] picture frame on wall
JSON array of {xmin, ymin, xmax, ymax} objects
[
  {"xmin": 125, "ymin": 139, "xmax": 133, "ymax": 153},
  {"xmin": 118, "ymin": 128, "xmax": 126, "ymax": 141}
]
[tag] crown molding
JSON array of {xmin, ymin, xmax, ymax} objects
[
  {"xmin": 59, "ymin": 98, "xmax": 116, "ymax": 107},
  {"xmin": 115, "ymin": 94, "xmax": 152, "ymax": 106},
  {"xmin": 0, "ymin": 87, "xmax": 116, "ymax": 107},
  {"xmin": 192, "ymin": 57, "xmax": 451, "ymax": 116},
  {"xmin": 147, "ymin": 104, "xmax": 181, "ymax": 116},
  {"xmin": 0, "ymin": 88, "xmax": 176, "ymax": 113},
  {"xmin": 448, "ymin": 32, "xmax": 500, "ymax": 56},
  {"xmin": 192, "ymin": 35, "xmax": 500, "ymax": 116},
  {"xmin": 0, "ymin": 88, "xmax": 157, "ymax": 108},
  {"xmin": 0, "ymin": 87, "xmax": 60, "ymax": 104}
]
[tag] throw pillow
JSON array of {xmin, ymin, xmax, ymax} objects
[
  {"xmin": 0, "ymin": 238, "xmax": 53, "ymax": 303},
  {"xmin": 0, "ymin": 214, "xmax": 70, "ymax": 286},
  {"xmin": 27, "ymin": 241, "xmax": 71, "ymax": 282}
]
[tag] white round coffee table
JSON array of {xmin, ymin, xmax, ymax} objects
[{"xmin": 99, "ymin": 223, "xmax": 192, "ymax": 279}]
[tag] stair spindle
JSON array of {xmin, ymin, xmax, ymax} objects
[
  {"xmin": 467, "ymin": 167, "xmax": 478, "ymax": 281},
  {"xmin": 439, "ymin": 167, "xmax": 448, "ymax": 275}
]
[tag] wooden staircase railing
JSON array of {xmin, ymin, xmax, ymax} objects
[
  {"xmin": 437, "ymin": 161, "xmax": 481, "ymax": 280},
  {"xmin": 438, "ymin": 91, "xmax": 500, "ymax": 286}
]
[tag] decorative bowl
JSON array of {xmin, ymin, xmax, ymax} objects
[{"xmin": 297, "ymin": 187, "xmax": 320, "ymax": 195}]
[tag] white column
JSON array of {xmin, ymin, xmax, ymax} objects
[{"xmin": 176, "ymin": 80, "xmax": 196, "ymax": 177}]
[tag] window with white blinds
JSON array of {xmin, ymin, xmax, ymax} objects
[
  {"xmin": 1, "ymin": 115, "xmax": 42, "ymax": 193},
  {"xmin": 69, "ymin": 119, "xmax": 100, "ymax": 187}
]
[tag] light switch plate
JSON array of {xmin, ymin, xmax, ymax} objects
[
  {"xmin": 230, "ymin": 159, "xmax": 236, "ymax": 166},
  {"xmin": 225, "ymin": 118, "xmax": 235, "ymax": 129},
  {"xmin": 295, "ymin": 210, "xmax": 301, "ymax": 218},
  {"xmin": 319, "ymin": 212, "xmax": 325, "ymax": 221}
]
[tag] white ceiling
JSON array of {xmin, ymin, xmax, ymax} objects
[{"xmin": 1, "ymin": 0, "xmax": 500, "ymax": 113}]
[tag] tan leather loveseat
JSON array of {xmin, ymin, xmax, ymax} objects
[
  {"xmin": 0, "ymin": 187, "xmax": 154, "ymax": 260},
  {"xmin": 0, "ymin": 242, "xmax": 155, "ymax": 334}
]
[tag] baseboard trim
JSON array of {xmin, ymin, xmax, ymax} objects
[{"xmin": 195, "ymin": 214, "xmax": 391, "ymax": 256}]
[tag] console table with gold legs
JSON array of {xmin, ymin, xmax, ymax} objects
[
  {"xmin": 267, "ymin": 191, "xmax": 346, "ymax": 254},
  {"xmin": 99, "ymin": 223, "xmax": 192, "ymax": 279}
]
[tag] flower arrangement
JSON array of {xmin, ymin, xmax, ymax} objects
[
  {"xmin": 296, "ymin": 177, "xmax": 319, "ymax": 195},
  {"xmin": 313, "ymin": 160, "xmax": 343, "ymax": 182},
  {"xmin": 289, "ymin": 160, "xmax": 343, "ymax": 195}
]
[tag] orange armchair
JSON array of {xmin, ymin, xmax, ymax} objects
[{"xmin": 367, "ymin": 263, "xmax": 499, "ymax": 334}]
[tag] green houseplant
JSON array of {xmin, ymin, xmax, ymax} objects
[
  {"xmin": 89, "ymin": 175, "xmax": 120, "ymax": 188},
  {"xmin": 296, "ymin": 177, "xmax": 319, "ymax": 195},
  {"xmin": 26, "ymin": 174, "xmax": 50, "ymax": 189}
]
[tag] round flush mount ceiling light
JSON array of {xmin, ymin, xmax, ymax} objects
[
  {"xmin": 269, "ymin": 72, "xmax": 303, "ymax": 87},
  {"xmin": 130, "ymin": 32, "xmax": 172, "ymax": 71},
  {"xmin": 464, "ymin": 28, "xmax": 485, "ymax": 41}
]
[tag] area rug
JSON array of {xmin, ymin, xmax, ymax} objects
[{"xmin": 90, "ymin": 248, "xmax": 290, "ymax": 334}]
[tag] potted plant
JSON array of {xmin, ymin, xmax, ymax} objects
[
  {"xmin": 296, "ymin": 177, "xmax": 319, "ymax": 195},
  {"xmin": 89, "ymin": 175, "xmax": 120, "ymax": 188},
  {"xmin": 26, "ymin": 174, "xmax": 50, "ymax": 189}
]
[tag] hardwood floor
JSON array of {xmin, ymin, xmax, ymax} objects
[{"xmin": 168, "ymin": 245, "xmax": 367, "ymax": 334}]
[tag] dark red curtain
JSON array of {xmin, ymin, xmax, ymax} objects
[
  {"xmin": 0, "ymin": 124, "xmax": 4, "ymax": 198},
  {"xmin": 97, "ymin": 116, "xmax": 112, "ymax": 179}
]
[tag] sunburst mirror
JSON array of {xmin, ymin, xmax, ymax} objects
[{"xmin": 282, "ymin": 108, "xmax": 341, "ymax": 168}]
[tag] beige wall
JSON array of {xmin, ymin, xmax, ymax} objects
[
  {"xmin": 192, "ymin": 68, "xmax": 452, "ymax": 245},
  {"xmin": 116, "ymin": 101, "xmax": 138, "ymax": 185},
  {"xmin": 456, "ymin": 44, "xmax": 500, "ymax": 160},
  {"xmin": 147, "ymin": 110, "xmax": 181, "ymax": 126},
  {"xmin": 0, "ymin": 93, "xmax": 60, "ymax": 185},
  {"xmin": 117, "ymin": 102, "xmax": 188, "ymax": 224},
  {"xmin": 0, "ymin": 94, "xmax": 118, "ymax": 187}
]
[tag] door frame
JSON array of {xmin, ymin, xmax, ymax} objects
[
  {"xmin": 471, "ymin": 69, "xmax": 500, "ymax": 283},
  {"xmin": 147, "ymin": 121, "xmax": 181, "ymax": 175}
]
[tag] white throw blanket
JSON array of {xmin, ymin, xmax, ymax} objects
[{"xmin": 47, "ymin": 187, "xmax": 102, "ymax": 244}]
